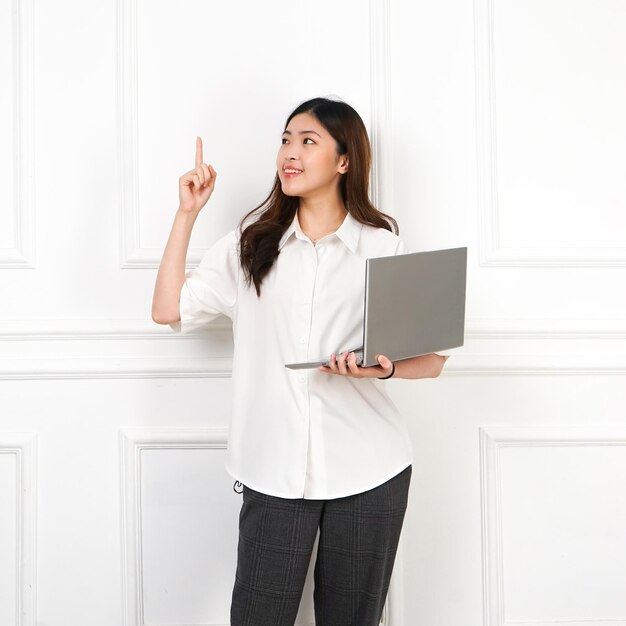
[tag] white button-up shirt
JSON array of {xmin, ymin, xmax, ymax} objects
[{"xmin": 172, "ymin": 211, "xmax": 444, "ymax": 499}]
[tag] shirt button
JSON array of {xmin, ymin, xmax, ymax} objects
[
  {"xmin": 299, "ymin": 337, "xmax": 306, "ymax": 344},
  {"xmin": 298, "ymin": 375, "xmax": 305, "ymax": 383}
]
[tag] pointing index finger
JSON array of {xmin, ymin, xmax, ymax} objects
[{"xmin": 195, "ymin": 136, "xmax": 203, "ymax": 168}]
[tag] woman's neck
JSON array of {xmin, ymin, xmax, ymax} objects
[{"xmin": 297, "ymin": 195, "xmax": 347, "ymax": 241}]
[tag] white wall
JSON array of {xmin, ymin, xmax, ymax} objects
[
  {"xmin": 390, "ymin": 1, "xmax": 626, "ymax": 624},
  {"xmin": 1, "ymin": 1, "xmax": 625, "ymax": 625}
]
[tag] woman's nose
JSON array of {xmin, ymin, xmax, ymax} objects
[{"xmin": 282, "ymin": 144, "xmax": 299, "ymax": 160}]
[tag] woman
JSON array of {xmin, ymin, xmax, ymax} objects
[{"xmin": 152, "ymin": 97, "xmax": 449, "ymax": 626}]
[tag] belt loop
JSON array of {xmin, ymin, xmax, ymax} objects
[{"xmin": 233, "ymin": 480, "xmax": 244, "ymax": 494}]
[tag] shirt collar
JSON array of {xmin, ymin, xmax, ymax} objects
[
  {"xmin": 278, "ymin": 210, "xmax": 362, "ymax": 253},
  {"xmin": 277, "ymin": 215, "xmax": 298, "ymax": 251},
  {"xmin": 334, "ymin": 211, "xmax": 362, "ymax": 253}
]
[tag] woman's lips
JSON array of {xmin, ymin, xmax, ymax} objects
[{"xmin": 282, "ymin": 167, "xmax": 303, "ymax": 177}]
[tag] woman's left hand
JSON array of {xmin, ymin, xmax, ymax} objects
[{"xmin": 319, "ymin": 352, "xmax": 394, "ymax": 379}]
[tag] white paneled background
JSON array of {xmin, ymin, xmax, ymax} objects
[
  {"xmin": 1, "ymin": 1, "xmax": 625, "ymax": 625},
  {"xmin": 1, "ymin": 0, "xmax": 34, "ymax": 268},
  {"xmin": 0, "ymin": 449, "xmax": 18, "ymax": 626}
]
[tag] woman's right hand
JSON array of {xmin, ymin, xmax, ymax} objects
[{"xmin": 178, "ymin": 136, "xmax": 217, "ymax": 214}]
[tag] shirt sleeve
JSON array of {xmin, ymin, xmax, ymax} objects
[
  {"xmin": 394, "ymin": 237, "xmax": 409, "ymax": 255},
  {"xmin": 169, "ymin": 229, "xmax": 240, "ymax": 334}
]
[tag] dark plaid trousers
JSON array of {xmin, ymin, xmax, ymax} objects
[{"xmin": 230, "ymin": 464, "xmax": 412, "ymax": 626}]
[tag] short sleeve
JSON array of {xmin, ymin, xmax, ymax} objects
[
  {"xmin": 170, "ymin": 229, "xmax": 240, "ymax": 334},
  {"xmin": 394, "ymin": 237, "xmax": 409, "ymax": 255}
]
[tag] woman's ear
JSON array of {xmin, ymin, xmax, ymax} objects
[{"xmin": 338, "ymin": 154, "xmax": 349, "ymax": 174}]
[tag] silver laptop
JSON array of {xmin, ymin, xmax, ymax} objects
[{"xmin": 285, "ymin": 246, "xmax": 467, "ymax": 370}]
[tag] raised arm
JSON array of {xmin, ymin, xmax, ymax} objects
[{"xmin": 151, "ymin": 137, "xmax": 217, "ymax": 324}]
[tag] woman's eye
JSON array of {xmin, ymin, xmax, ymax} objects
[
  {"xmin": 281, "ymin": 137, "xmax": 288, "ymax": 145},
  {"xmin": 303, "ymin": 137, "xmax": 315, "ymax": 144}
]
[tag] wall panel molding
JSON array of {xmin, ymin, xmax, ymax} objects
[
  {"xmin": 0, "ymin": 318, "xmax": 233, "ymax": 379},
  {"xmin": 466, "ymin": 318, "xmax": 626, "ymax": 340},
  {"xmin": 0, "ymin": 356, "xmax": 232, "ymax": 380},
  {"xmin": 119, "ymin": 428, "xmax": 230, "ymax": 626},
  {"xmin": 480, "ymin": 426, "xmax": 626, "ymax": 626},
  {"xmin": 116, "ymin": 0, "xmax": 391, "ymax": 269},
  {"xmin": 0, "ymin": 317, "xmax": 230, "ymax": 340},
  {"xmin": 2, "ymin": 317, "xmax": 626, "ymax": 340},
  {"xmin": 474, "ymin": 0, "xmax": 626, "ymax": 268},
  {"xmin": 1, "ymin": 0, "xmax": 35, "ymax": 268},
  {"xmin": 118, "ymin": 427, "xmax": 390, "ymax": 626},
  {"xmin": 3, "ymin": 352, "xmax": 626, "ymax": 379},
  {"xmin": 1, "ymin": 317, "xmax": 626, "ymax": 378},
  {"xmin": 116, "ymin": 0, "xmax": 151, "ymax": 268},
  {"xmin": 369, "ymin": 0, "xmax": 393, "ymax": 222},
  {"xmin": 0, "ymin": 433, "xmax": 37, "ymax": 626}
]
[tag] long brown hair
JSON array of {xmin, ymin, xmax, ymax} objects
[{"xmin": 239, "ymin": 97, "xmax": 398, "ymax": 296}]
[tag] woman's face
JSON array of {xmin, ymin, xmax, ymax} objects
[{"xmin": 276, "ymin": 112, "xmax": 348, "ymax": 200}]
